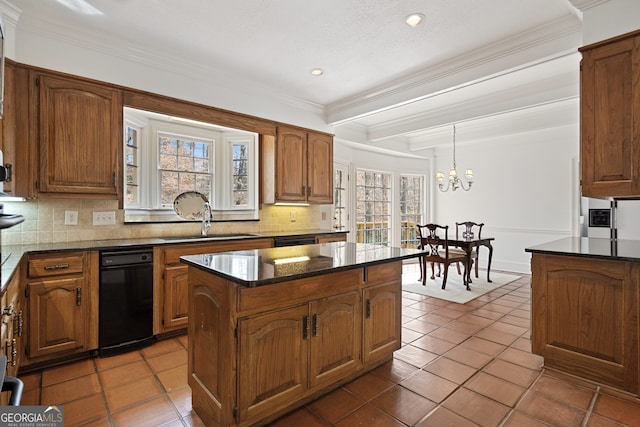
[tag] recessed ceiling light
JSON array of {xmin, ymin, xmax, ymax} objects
[
  {"xmin": 310, "ymin": 68, "xmax": 324, "ymax": 76},
  {"xmin": 405, "ymin": 13, "xmax": 425, "ymax": 27}
]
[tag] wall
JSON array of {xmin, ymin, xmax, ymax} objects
[
  {"xmin": 0, "ymin": 199, "xmax": 322, "ymax": 244},
  {"xmin": 431, "ymin": 107, "xmax": 580, "ymax": 273}
]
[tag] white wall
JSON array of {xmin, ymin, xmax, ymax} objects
[{"xmin": 432, "ymin": 121, "xmax": 580, "ymax": 273}]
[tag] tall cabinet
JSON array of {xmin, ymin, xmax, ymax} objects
[{"xmin": 580, "ymin": 29, "xmax": 640, "ymax": 198}]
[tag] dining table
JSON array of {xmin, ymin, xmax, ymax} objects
[{"xmin": 448, "ymin": 235, "xmax": 495, "ymax": 284}]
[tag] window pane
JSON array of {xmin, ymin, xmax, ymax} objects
[
  {"xmin": 158, "ymin": 133, "xmax": 213, "ymax": 207},
  {"xmin": 400, "ymin": 174, "xmax": 425, "ymax": 248},
  {"xmin": 356, "ymin": 169, "xmax": 391, "ymax": 246}
]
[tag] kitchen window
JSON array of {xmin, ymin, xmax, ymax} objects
[{"xmin": 123, "ymin": 107, "xmax": 258, "ymax": 222}]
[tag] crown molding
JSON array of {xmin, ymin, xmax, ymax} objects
[
  {"xmin": 325, "ymin": 14, "xmax": 582, "ymax": 125},
  {"xmin": 567, "ymin": 0, "xmax": 610, "ymax": 11}
]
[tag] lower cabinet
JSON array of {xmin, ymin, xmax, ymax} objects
[
  {"xmin": 22, "ymin": 251, "xmax": 98, "ymax": 367},
  {"xmin": 156, "ymin": 238, "xmax": 273, "ymax": 334},
  {"xmin": 188, "ymin": 260, "xmax": 402, "ymax": 426},
  {"xmin": 531, "ymin": 253, "xmax": 640, "ymax": 394},
  {"xmin": 238, "ymin": 291, "xmax": 361, "ymax": 424}
]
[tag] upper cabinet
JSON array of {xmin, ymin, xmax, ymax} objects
[
  {"xmin": 580, "ymin": 29, "xmax": 640, "ymax": 198},
  {"xmin": 38, "ymin": 74, "xmax": 122, "ymax": 196},
  {"xmin": 262, "ymin": 125, "xmax": 333, "ymax": 204}
]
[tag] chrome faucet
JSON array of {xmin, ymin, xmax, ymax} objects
[{"xmin": 201, "ymin": 202, "xmax": 211, "ymax": 237}]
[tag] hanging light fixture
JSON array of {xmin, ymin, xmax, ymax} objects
[{"xmin": 435, "ymin": 124, "xmax": 473, "ymax": 192}]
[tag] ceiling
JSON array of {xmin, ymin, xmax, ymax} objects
[{"xmin": 9, "ymin": 0, "xmax": 586, "ymax": 153}]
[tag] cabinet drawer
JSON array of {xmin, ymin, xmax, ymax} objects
[
  {"xmin": 28, "ymin": 253, "xmax": 85, "ymax": 278},
  {"xmin": 364, "ymin": 261, "xmax": 402, "ymax": 287},
  {"xmin": 237, "ymin": 268, "xmax": 363, "ymax": 314}
]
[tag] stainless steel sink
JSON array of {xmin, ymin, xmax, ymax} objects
[{"xmin": 160, "ymin": 233, "xmax": 258, "ymax": 241}]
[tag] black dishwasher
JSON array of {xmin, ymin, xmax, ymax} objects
[{"xmin": 99, "ymin": 248, "xmax": 154, "ymax": 357}]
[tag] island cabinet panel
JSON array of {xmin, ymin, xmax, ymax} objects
[
  {"xmin": 189, "ymin": 269, "xmax": 235, "ymax": 427},
  {"xmin": 580, "ymin": 30, "xmax": 640, "ymax": 197},
  {"xmin": 238, "ymin": 304, "xmax": 310, "ymax": 425},
  {"xmin": 531, "ymin": 254, "xmax": 639, "ymax": 393},
  {"xmin": 363, "ymin": 262, "xmax": 402, "ymax": 364},
  {"xmin": 308, "ymin": 291, "xmax": 361, "ymax": 389},
  {"xmin": 187, "ymin": 258, "xmax": 404, "ymax": 427}
]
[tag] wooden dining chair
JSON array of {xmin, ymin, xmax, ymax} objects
[
  {"xmin": 455, "ymin": 221, "xmax": 484, "ymax": 280},
  {"xmin": 416, "ymin": 224, "xmax": 469, "ymax": 290}
]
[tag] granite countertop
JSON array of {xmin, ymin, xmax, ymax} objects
[
  {"xmin": 180, "ymin": 242, "xmax": 422, "ymax": 287},
  {"xmin": 525, "ymin": 237, "xmax": 640, "ymax": 262},
  {"xmin": 0, "ymin": 229, "xmax": 346, "ymax": 292}
]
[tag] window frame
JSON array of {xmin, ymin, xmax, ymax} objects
[{"xmin": 123, "ymin": 108, "xmax": 259, "ymax": 222}]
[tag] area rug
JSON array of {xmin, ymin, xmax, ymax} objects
[{"xmin": 402, "ymin": 271, "xmax": 521, "ymax": 304}]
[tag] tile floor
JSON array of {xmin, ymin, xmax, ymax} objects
[{"xmin": 16, "ymin": 264, "xmax": 640, "ymax": 426}]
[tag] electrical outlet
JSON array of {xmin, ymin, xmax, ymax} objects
[
  {"xmin": 290, "ymin": 211, "xmax": 296, "ymax": 222},
  {"xmin": 64, "ymin": 210, "xmax": 78, "ymax": 225},
  {"xmin": 93, "ymin": 211, "xmax": 116, "ymax": 225}
]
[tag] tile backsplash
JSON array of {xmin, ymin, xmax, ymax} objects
[{"xmin": 1, "ymin": 199, "xmax": 326, "ymax": 244}]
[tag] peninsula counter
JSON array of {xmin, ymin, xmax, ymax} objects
[
  {"xmin": 181, "ymin": 242, "xmax": 421, "ymax": 426},
  {"xmin": 525, "ymin": 237, "xmax": 640, "ymax": 395}
]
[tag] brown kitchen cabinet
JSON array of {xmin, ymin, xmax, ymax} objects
[
  {"xmin": 22, "ymin": 252, "xmax": 98, "ymax": 366},
  {"xmin": 262, "ymin": 126, "xmax": 333, "ymax": 204},
  {"xmin": 580, "ymin": 29, "xmax": 640, "ymax": 197},
  {"xmin": 187, "ymin": 259, "xmax": 403, "ymax": 426},
  {"xmin": 315, "ymin": 233, "xmax": 347, "ymax": 244},
  {"xmin": 36, "ymin": 73, "xmax": 122, "ymax": 197},
  {"xmin": 362, "ymin": 262, "xmax": 402, "ymax": 364},
  {"xmin": 530, "ymin": 253, "xmax": 639, "ymax": 394},
  {"xmin": 238, "ymin": 289, "xmax": 361, "ymax": 424},
  {"xmin": 154, "ymin": 238, "xmax": 273, "ymax": 334}
]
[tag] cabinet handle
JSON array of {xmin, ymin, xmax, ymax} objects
[
  {"xmin": 365, "ymin": 299, "xmax": 371, "ymax": 318},
  {"xmin": 302, "ymin": 186, "xmax": 306, "ymax": 196},
  {"xmin": 44, "ymin": 263, "xmax": 70, "ymax": 271},
  {"xmin": 76, "ymin": 287, "xmax": 82, "ymax": 306},
  {"xmin": 10, "ymin": 339, "xmax": 16, "ymax": 366},
  {"xmin": 312, "ymin": 314, "xmax": 318, "ymax": 337},
  {"xmin": 16, "ymin": 311, "xmax": 23, "ymax": 337},
  {"xmin": 3, "ymin": 164, "xmax": 11, "ymax": 182},
  {"xmin": 302, "ymin": 315, "xmax": 309, "ymax": 340},
  {"xmin": 308, "ymin": 186, "xmax": 311, "ymax": 196},
  {"xmin": 1, "ymin": 304, "xmax": 13, "ymax": 316}
]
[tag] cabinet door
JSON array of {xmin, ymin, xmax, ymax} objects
[
  {"xmin": 27, "ymin": 277, "xmax": 87, "ymax": 359},
  {"xmin": 309, "ymin": 291, "xmax": 361, "ymax": 389},
  {"xmin": 531, "ymin": 254, "xmax": 639, "ymax": 393},
  {"xmin": 163, "ymin": 264, "xmax": 189, "ymax": 330},
  {"xmin": 581, "ymin": 35, "xmax": 640, "ymax": 197},
  {"xmin": 275, "ymin": 126, "xmax": 307, "ymax": 202},
  {"xmin": 307, "ymin": 132, "xmax": 333, "ymax": 204},
  {"xmin": 39, "ymin": 74, "xmax": 122, "ymax": 195},
  {"xmin": 238, "ymin": 304, "xmax": 309, "ymax": 424},
  {"xmin": 362, "ymin": 281, "xmax": 401, "ymax": 365}
]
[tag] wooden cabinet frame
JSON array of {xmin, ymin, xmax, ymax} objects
[{"xmin": 188, "ymin": 260, "xmax": 402, "ymax": 426}]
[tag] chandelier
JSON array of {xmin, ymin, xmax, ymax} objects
[{"xmin": 435, "ymin": 124, "xmax": 473, "ymax": 192}]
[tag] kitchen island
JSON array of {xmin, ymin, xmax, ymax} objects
[
  {"xmin": 525, "ymin": 237, "xmax": 640, "ymax": 395},
  {"xmin": 181, "ymin": 242, "xmax": 421, "ymax": 427}
]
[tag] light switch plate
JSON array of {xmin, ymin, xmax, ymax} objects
[
  {"xmin": 93, "ymin": 211, "xmax": 116, "ymax": 225},
  {"xmin": 64, "ymin": 210, "xmax": 78, "ymax": 225}
]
